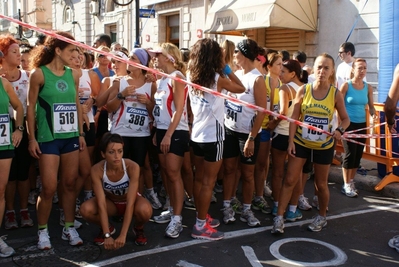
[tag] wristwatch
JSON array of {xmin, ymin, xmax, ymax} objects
[
  {"xmin": 336, "ymin": 126, "xmax": 345, "ymax": 135},
  {"xmin": 248, "ymin": 135, "xmax": 255, "ymax": 141},
  {"xmin": 117, "ymin": 92, "xmax": 125, "ymax": 100},
  {"xmin": 16, "ymin": 125, "xmax": 25, "ymax": 131},
  {"xmin": 104, "ymin": 232, "xmax": 111, "ymax": 239}
]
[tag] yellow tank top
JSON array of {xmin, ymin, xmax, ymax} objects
[
  {"xmin": 261, "ymin": 75, "xmax": 281, "ymax": 129},
  {"xmin": 294, "ymin": 83, "xmax": 336, "ymax": 150}
]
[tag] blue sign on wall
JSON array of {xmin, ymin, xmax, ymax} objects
[{"xmin": 139, "ymin": 9, "xmax": 155, "ymax": 18}]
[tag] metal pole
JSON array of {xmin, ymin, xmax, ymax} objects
[
  {"xmin": 18, "ymin": 9, "xmax": 22, "ymax": 39},
  {"xmin": 135, "ymin": 0, "xmax": 140, "ymax": 47}
]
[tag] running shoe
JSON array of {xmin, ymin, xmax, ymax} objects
[
  {"xmin": 206, "ymin": 214, "xmax": 220, "ymax": 228},
  {"xmin": 158, "ymin": 186, "xmax": 167, "ymax": 198},
  {"xmin": 271, "ymin": 216, "xmax": 284, "ymax": 234},
  {"xmin": 213, "ymin": 183, "xmax": 223, "ymax": 193},
  {"xmin": 62, "ymin": 227, "xmax": 83, "ymax": 246},
  {"xmin": 240, "ymin": 209, "xmax": 260, "ymax": 227},
  {"xmin": 285, "ymin": 209, "xmax": 303, "ymax": 222},
  {"xmin": 153, "ymin": 210, "xmax": 172, "ymax": 224},
  {"xmin": 37, "ymin": 228, "xmax": 52, "ymax": 250},
  {"xmin": 263, "ymin": 182, "xmax": 273, "ymax": 198},
  {"xmin": 222, "ymin": 206, "xmax": 235, "ymax": 224},
  {"xmin": 75, "ymin": 204, "xmax": 82, "ymax": 219},
  {"xmin": 4, "ymin": 211, "xmax": 18, "ymax": 230},
  {"xmin": 94, "ymin": 225, "xmax": 116, "ymax": 245},
  {"xmin": 163, "ymin": 196, "xmax": 170, "ymax": 211},
  {"xmin": 388, "ymin": 235, "xmax": 399, "ymax": 252},
  {"xmin": 252, "ymin": 197, "xmax": 272, "ymax": 214},
  {"xmin": 311, "ymin": 196, "xmax": 329, "ymax": 212},
  {"xmin": 144, "ymin": 191, "xmax": 162, "ymax": 210},
  {"xmin": 184, "ymin": 197, "xmax": 195, "ymax": 208},
  {"xmin": 341, "ymin": 184, "xmax": 358, "ymax": 198},
  {"xmin": 231, "ymin": 197, "xmax": 243, "ymax": 215},
  {"xmin": 0, "ymin": 237, "xmax": 15, "ymax": 258},
  {"xmin": 133, "ymin": 226, "xmax": 147, "ymax": 246},
  {"xmin": 308, "ymin": 215, "xmax": 327, "ymax": 232},
  {"xmin": 350, "ymin": 181, "xmax": 359, "ymax": 194},
  {"xmin": 165, "ymin": 219, "xmax": 183, "ymax": 238},
  {"xmin": 191, "ymin": 223, "xmax": 224, "ymax": 241},
  {"xmin": 298, "ymin": 195, "xmax": 312, "ymax": 211},
  {"xmin": 20, "ymin": 209, "xmax": 34, "ymax": 228},
  {"xmin": 28, "ymin": 189, "xmax": 38, "ymax": 205},
  {"xmin": 211, "ymin": 192, "xmax": 217, "ymax": 203}
]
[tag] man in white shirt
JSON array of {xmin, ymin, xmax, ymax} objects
[{"xmin": 336, "ymin": 42, "xmax": 365, "ymax": 89}]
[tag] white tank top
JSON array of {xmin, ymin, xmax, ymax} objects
[
  {"xmin": 224, "ymin": 68, "xmax": 262, "ymax": 134},
  {"xmin": 274, "ymin": 81, "xmax": 299, "ymax": 136},
  {"xmin": 9, "ymin": 70, "xmax": 29, "ymax": 118},
  {"xmin": 78, "ymin": 69, "xmax": 94, "ymax": 123},
  {"xmin": 188, "ymin": 73, "xmax": 224, "ymax": 143},
  {"xmin": 153, "ymin": 70, "xmax": 189, "ymax": 131},
  {"xmin": 110, "ymin": 78, "xmax": 152, "ymax": 137},
  {"xmin": 102, "ymin": 159, "xmax": 130, "ymax": 196}
]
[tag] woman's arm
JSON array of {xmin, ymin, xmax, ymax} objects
[
  {"xmin": 26, "ymin": 69, "xmax": 44, "ymax": 158},
  {"xmin": 4, "ymin": 78, "xmax": 23, "ymax": 147},
  {"xmin": 333, "ymin": 89, "xmax": 350, "ymax": 140},
  {"xmin": 288, "ymin": 85, "xmax": 305, "ymax": 157},
  {"xmin": 367, "ymin": 83, "xmax": 376, "ymax": 118},
  {"xmin": 73, "ymin": 69, "xmax": 86, "ymax": 151},
  {"xmin": 217, "ymin": 73, "xmax": 245, "ymax": 93},
  {"xmin": 96, "ymin": 77, "xmax": 112, "ymax": 108},
  {"xmin": 114, "ymin": 159, "xmax": 140, "ymax": 249},
  {"xmin": 160, "ymin": 75, "xmax": 186, "ymax": 154}
]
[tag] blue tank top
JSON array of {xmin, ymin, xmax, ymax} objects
[
  {"xmin": 344, "ymin": 80, "xmax": 368, "ymax": 123},
  {"xmin": 92, "ymin": 67, "xmax": 115, "ymax": 81}
]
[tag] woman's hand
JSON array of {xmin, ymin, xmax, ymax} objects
[
  {"xmin": 243, "ymin": 139, "xmax": 254, "ymax": 158},
  {"xmin": 160, "ymin": 135, "xmax": 171, "ymax": 154},
  {"xmin": 114, "ymin": 235, "xmax": 126, "ymax": 250},
  {"xmin": 104, "ymin": 237, "xmax": 115, "ymax": 250},
  {"xmin": 79, "ymin": 136, "xmax": 86, "ymax": 151},
  {"xmin": 136, "ymin": 93, "xmax": 150, "ymax": 105},
  {"xmin": 28, "ymin": 140, "xmax": 41, "ymax": 159},
  {"xmin": 12, "ymin": 130, "xmax": 23, "ymax": 147},
  {"xmin": 121, "ymin": 85, "xmax": 136, "ymax": 98},
  {"xmin": 332, "ymin": 130, "xmax": 342, "ymax": 141},
  {"xmin": 287, "ymin": 141, "xmax": 296, "ymax": 157}
]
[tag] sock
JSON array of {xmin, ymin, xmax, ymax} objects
[
  {"xmin": 172, "ymin": 215, "xmax": 182, "ymax": 222},
  {"xmin": 274, "ymin": 201, "xmax": 278, "ymax": 207},
  {"xmin": 64, "ymin": 222, "xmax": 74, "ymax": 230},
  {"xmin": 223, "ymin": 200, "xmax": 231, "ymax": 208},
  {"xmin": 195, "ymin": 217, "xmax": 206, "ymax": 230},
  {"xmin": 20, "ymin": 208, "xmax": 28, "ymax": 212},
  {"xmin": 289, "ymin": 205, "xmax": 297, "ymax": 213},
  {"xmin": 38, "ymin": 224, "xmax": 47, "ymax": 230},
  {"xmin": 5, "ymin": 210, "xmax": 14, "ymax": 214},
  {"xmin": 243, "ymin": 204, "xmax": 251, "ymax": 212},
  {"xmin": 276, "ymin": 215, "xmax": 283, "ymax": 220},
  {"xmin": 146, "ymin": 187, "xmax": 155, "ymax": 195}
]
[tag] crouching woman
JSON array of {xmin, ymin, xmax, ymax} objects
[{"xmin": 80, "ymin": 133, "xmax": 152, "ymax": 249}]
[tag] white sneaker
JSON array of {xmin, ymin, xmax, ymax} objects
[
  {"xmin": 263, "ymin": 182, "xmax": 272, "ymax": 198},
  {"xmin": 37, "ymin": 229, "xmax": 52, "ymax": 250},
  {"xmin": 0, "ymin": 237, "xmax": 15, "ymax": 258},
  {"xmin": 144, "ymin": 191, "xmax": 162, "ymax": 210},
  {"xmin": 61, "ymin": 227, "xmax": 83, "ymax": 246},
  {"xmin": 298, "ymin": 195, "xmax": 312, "ymax": 211},
  {"xmin": 341, "ymin": 184, "xmax": 358, "ymax": 198},
  {"xmin": 60, "ymin": 212, "xmax": 82, "ymax": 229}
]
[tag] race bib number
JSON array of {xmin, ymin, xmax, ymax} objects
[
  {"xmin": 302, "ymin": 115, "xmax": 328, "ymax": 142},
  {"xmin": 126, "ymin": 107, "xmax": 148, "ymax": 127},
  {"xmin": 225, "ymin": 101, "xmax": 242, "ymax": 122},
  {"xmin": 0, "ymin": 114, "xmax": 10, "ymax": 146},
  {"xmin": 53, "ymin": 103, "xmax": 78, "ymax": 133}
]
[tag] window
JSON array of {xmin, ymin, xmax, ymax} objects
[
  {"xmin": 64, "ymin": 7, "xmax": 73, "ymax": 23},
  {"xmin": 167, "ymin": 14, "xmax": 179, "ymax": 47}
]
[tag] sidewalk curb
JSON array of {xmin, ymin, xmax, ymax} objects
[{"xmin": 328, "ymin": 162, "xmax": 399, "ymax": 199}]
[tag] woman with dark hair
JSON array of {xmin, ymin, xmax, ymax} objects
[
  {"xmin": 222, "ymin": 39, "xmax": 267, "ymax": 227},
  {"xmin": 0, "ymin": 35, "xmax": 34, "ymax": 232},
  {"xmin": 272, "ymin": 53, "xmax": 349, "ymax": 234},
  {"xmin": 187, "ymin": 38, "xmax": 245, "ymax": 240},
  {"xmin": 270, "ymin": 59, "xmax": 308, "ymax": 220},
  {"xmin": 27, "ymin": 31, "xmax": 85, "ymax": 250},
  {"xmin": 80, "ymin": 133, "xmax": 152, "ymax": 248}
]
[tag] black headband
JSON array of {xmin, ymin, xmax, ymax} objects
[{"xmin": 237, "ymin": 40, "xmax": 256, "ymax": 61}]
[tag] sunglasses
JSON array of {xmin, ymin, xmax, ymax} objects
[
  {"xmin": 234, "ymin": 50, "xmax": 239, "ymax": 54},
  {"xmin": 98, "ymin": 54, "xmax": 106, "ymax": 58}
]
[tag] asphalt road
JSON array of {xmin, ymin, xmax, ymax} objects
[{"xmin": 1, "ymin": 174, "xmax": 399, "ymax": 267}]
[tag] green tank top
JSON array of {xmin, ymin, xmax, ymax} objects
[
  {"xmin": 294, "ymin": 83, "xmax": 336, "ymax": 150},
  {"xmin": 36, "ymin": 66, "xmax": 78, "ymax": 142},
  {"xmin": 0, "ymin": 79, "xmax": 13, "ymax": 151}
]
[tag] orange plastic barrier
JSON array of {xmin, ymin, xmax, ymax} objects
[{"xmin": 335, "ymin": 103, "xmax": 399, "ymax": 191}]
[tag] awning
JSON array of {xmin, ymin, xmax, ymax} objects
[{"xmin": 205, "ymin": 0, "xmax": 318, "ymax": 35}]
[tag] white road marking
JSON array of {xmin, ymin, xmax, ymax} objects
[
  {"xmin": 176, "ymin": 260, "xmax": 204, "ymax": 267},
  {"xmin": 241, "ymin": 246, "xmax": 263, "ymax": 267},
  {"xmin": 269, "ymin": 238, "xmax": 347, "ymax": 266},
  {"xmin": 4, "ymin": 203, "xmax": 399, "ymax": 266}
]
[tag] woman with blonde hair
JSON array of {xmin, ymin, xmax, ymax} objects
[{"xmin": 150, "ymin": 43, "xmax": 189, "ymax": 238}]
